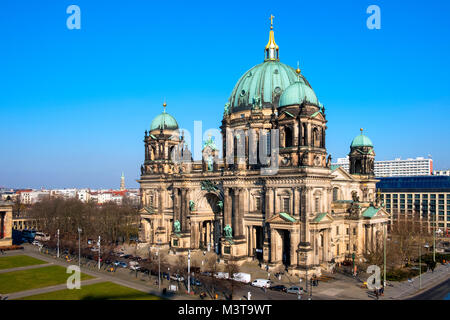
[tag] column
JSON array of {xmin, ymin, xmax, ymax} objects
[
  {"xmin": 264, "ymin": 187, "xmax": 272, "ymax": 219},
  {"xmin": 293, "ymin": 123, "xmax": 299, "ymax": 147},
  {"xmin": 234, "ymin": 188, "xmax": 244, "ymax": 238},
  {"xmin": 290, "ymin": 230, "xmax": 297, "ymax": 267},
  {"xmin": 248, "ymin": 226, "xmax": 253, "ymax": 256},
  {"xmin": 270, "ymin": 228, "xmax": 276, "ymax": 263},
  {"xmin": 224, "ymin": 188, "xmax": 232, "ymax": 228},
  {"xmin": 180, "ymin": 189, "xmax": 187, "ymax": 232},
  {"xmin": 293, "ymin": 187, "xmax": 300, "ymax": 217}
]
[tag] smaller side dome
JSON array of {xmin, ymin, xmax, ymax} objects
[
  {"xmin": 279, "ymin": 77, "xmax": 319, "ymax": 107},
  {"xmin": 150, "ymin": 103, "xmax": 179, "ymax": 132},
  {"xmin": 351, "ymin": 129, "xmax": 373, "ymax": 148}
]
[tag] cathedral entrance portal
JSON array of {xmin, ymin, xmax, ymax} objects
[{"xmin": 280, "ymin": 229, "xmax": 291, "ymax": 267}]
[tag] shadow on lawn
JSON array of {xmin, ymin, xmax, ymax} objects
[{"xmin": 80, "ymin": 292, "xmax": 165, "ymax": 300}]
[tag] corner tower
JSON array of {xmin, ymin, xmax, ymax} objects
[{"xmin": 349, "ymin": 128, "xmax": 375, "ymax": 176}]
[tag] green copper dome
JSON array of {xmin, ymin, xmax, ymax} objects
[
  {"xmin": 228, "ymin": 61, "xmax": 311, "ymax": 112},
  {"xmin": 351, "ymin": 133, "xmax": 373, "ymax": 148},
  {"xmin": 279, "ymin": 77, "xmax": 319, "ymax": 107},
  {"xmin": 150, "ymin": 111, "xmax": 179, "ymax": 132}
]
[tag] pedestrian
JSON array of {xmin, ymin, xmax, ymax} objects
[
  {"xmin": 374, "ymin": 289, "xmax": 379, "ymax": 300},
  {"xmin": 380, "ymin": 286, "xmax": 384, "ymax": 296}
]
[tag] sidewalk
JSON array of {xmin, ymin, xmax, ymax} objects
[{"xmin": 383, "ymin": 263, "xmax": 449, "ymax": 300}]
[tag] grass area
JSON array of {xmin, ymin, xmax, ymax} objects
[
  {"xmin": 0, "ymin": 255, "xmax": 46, "ymax": 270},
  {"xmin": 18, "ymin": 281, "xmax": 163, "ymax": 300},
  {"xmin": 0, "ymin": 265, "xmax": 94, "ymax": 294}
]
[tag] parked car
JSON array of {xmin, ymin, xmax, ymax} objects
[
  {"xmin": 114, "ymin": 261, "xmax": 127, "ymax": 268},
  {"xmin": 214, "ymin": 272, "xmax": 229, "ymax": 279},
  {"xmin": 231, "ymin": 272, "xmax": 251, "ymax": 284},
  {"xmin": 286, "ymin": 286, "xmax": 305, "ymax": 294},
  {"xmin": 170, "ymin": 274, "xmax": 185, "ymax": 281},
  {"xmin": 32, "ymin": 240, "xmax": 42, "ymax": 247},
  {"xmin": 270, "ymin": 284, "xmax": 287, "ymax": 292},
  {"xmin": 190, "ymin": 278, "xmax": 202, "ymax": 286},
  {"xmin": 251, "ymin": 279, "xmax": 272, "ymax": 288}
]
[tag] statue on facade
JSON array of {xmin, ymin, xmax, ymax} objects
[
  {"xmin": 348, "ymin": 202, "xmax": 360, "ymax": 219},
  {"xmin": 352, "ymin": 191, "xmax": 360, "ymax": 203},
  {"xmin": 326, "ymin": 154, "xmax": 332, "ymax": 168},
  {"xmin": 224, "ymin": 224, "xmax": 232, "ymax": 239},
  {"xmin": 224, "ymin": 102, "xmax": 231, "ymax": 115},
  {"xmin": 251, "ymin": 97, "xmax": 262, "ymax": 110},
  {"xmin": 173, "ymin": 220, "xmax": 181, "ymax": 233},
  {"xmin": 140, "ymin": 165, "xmax": 145, "ymax": 175},
  {"xmin": 216, "ymin": 200, "xmax": 223, "ymax": 212},
  {"xmin": 189, "ymin": 200, "xmax": 195, "ymax": 211}
]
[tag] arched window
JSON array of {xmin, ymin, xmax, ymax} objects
[
  {"xmin": 333, "ymin": 187, "xmax": 339, "ymax": 202},
  {"xmin": 302, "ymin": 123, "xmax": 307, "ymax": 145},
  {"xmin": 315, "ymin": 197, "xmax": 320, "ymax": 212},
  {"xmin": 313, "ymin": 127, "xmax": 321, "ymax": 147}
]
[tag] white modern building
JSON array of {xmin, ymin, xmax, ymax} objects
[
  {"xmin": 334, "ymin": 156, "xmax": 433, "ymax": 177},
  {"xmin": 434, "ymin": 170, "xmax": 450, "ymax": 176}
]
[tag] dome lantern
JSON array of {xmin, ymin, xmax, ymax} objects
[{"xmin": 265, "ymin": 14, "xmax": 279, "ymax": 61}]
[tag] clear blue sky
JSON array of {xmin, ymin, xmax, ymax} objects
[{"xmin": 1, "ymin": 0, "xmax": 449, "ymax": 189}]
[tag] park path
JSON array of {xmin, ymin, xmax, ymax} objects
[
  {"xmin": 0, "ymin": 263, "xmax": 53, "ymax": 274},
  {"xmin": 5, "ymin": 278, "xmax": 104, "ymax": 300},
  {"xmin": 3, "ymin": 248, "xmax": 196, "ymax": 300}
]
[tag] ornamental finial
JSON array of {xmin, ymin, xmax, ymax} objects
[
  {"xmin": 265, "ymin": 15, "xmax": 279, "ymax": 61},
  {"xmin": 163, "ymin": 100, "xmax": 167, "ymax": 113},
  {"xmin": 360, "ymin": 128, "xmax": 363, "ymax": 134}
]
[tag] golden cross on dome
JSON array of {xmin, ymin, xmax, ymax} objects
[
  {"xmin": 270, "ymin": 14, "xmax": 274, "ymax": 29},
  {"xmin": 163, "ymin": 100, "xmax": 167, "ymax": 113}
]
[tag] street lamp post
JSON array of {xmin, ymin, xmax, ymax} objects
[
  {"xmin": 419, "ymin": 239, "xmax": 422, "ymax": 289},
  {"xmin": 383, "ymin": 223, "xmax": 387, "ymax": 288},
  {"xmin": 77, "ymin": 227, "xmax": 82, "ymax": 268},
  {"xmin": 433, "ymin": 214, "xmax": 436, "ymax": 263},
  {"xmin": 98, "ymin": 235, "xmax": 101, "ymax": 270},
  {"xmin": 188, "ymin": 249, "xmax": 191, "ymax": 294},
  {"xmin": 157, "ymin": 239, "xmax": 161, "ymax": 290},
  {"xmin": 57, "ymin": 229, "xmax": 60, "ymax": 258}
]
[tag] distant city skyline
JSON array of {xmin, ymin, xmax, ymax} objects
[{"xmin": 1, "ymin": 0, "xmax": 449, "ymax": 189}]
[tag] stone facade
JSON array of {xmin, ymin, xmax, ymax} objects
[{"xmin": 138, "ymin": 23, "xmax": 389, "ymax": 276}]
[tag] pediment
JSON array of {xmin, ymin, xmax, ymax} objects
[
  {"xmin": 310, "ymin": 111, "xmax": 325, "ymax": 121},
  {"xmin": 266, "ymin": 212, "xmax": 297, "ymax": 224},
  {"xmin": 312, "ymin": 212, "xmax": 334, "ymax": 224},
  {"xmin": 331, "ymin": 166, "xmax": 356, "ymax": 181}
]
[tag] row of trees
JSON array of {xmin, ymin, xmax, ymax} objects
[
  {"xmin": 29, "ymin": 198, "xmax": 140, "ymax": 246},
  {"xmin": 362, "ymin": 219, "xmax": 437, "ymax": 279}
]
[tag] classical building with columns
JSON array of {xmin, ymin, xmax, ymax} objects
[{"xmin": 138, "ymin": 20, "xmax": 389, "ymax": 275}]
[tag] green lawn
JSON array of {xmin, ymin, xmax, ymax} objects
[
  {"xmin": 0, "ymin": 265, "xmax": 94, "ymax": 294},
  {"xmin": 0, "ymin": 255, "xmax": 46, "ymax": 270},
  {"xmin": 18, "ymin": 281, "xmax": 163, "ymax": 300}
]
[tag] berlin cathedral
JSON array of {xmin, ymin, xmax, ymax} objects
[{"xmin": 138, "ymin": 18, "xmax": 389, "ymax": 276}]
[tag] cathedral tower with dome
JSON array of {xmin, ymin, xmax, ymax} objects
[{"xmin": 138, "ymin": 18, "xmax": 389, "ymax": 276}]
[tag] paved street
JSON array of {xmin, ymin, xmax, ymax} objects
[{"xmin": 409, "ymin": 278, "xmax": 450, "ymax": 300}]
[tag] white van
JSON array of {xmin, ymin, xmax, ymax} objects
[
  {"xmin": 232, "ymin": 272, "xmax": 251, "ymax": 284},
  {"xmin": 251, "ymin": 279, "xmax": 272, "ymax": 288},
  {"xmin": 214, "ymin": 272, "xmax": 229, "ymax": 279}
]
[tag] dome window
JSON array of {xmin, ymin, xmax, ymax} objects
[{"xmin": 240, "ymin": 90, "xmax": 246, "ymax": 97}]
